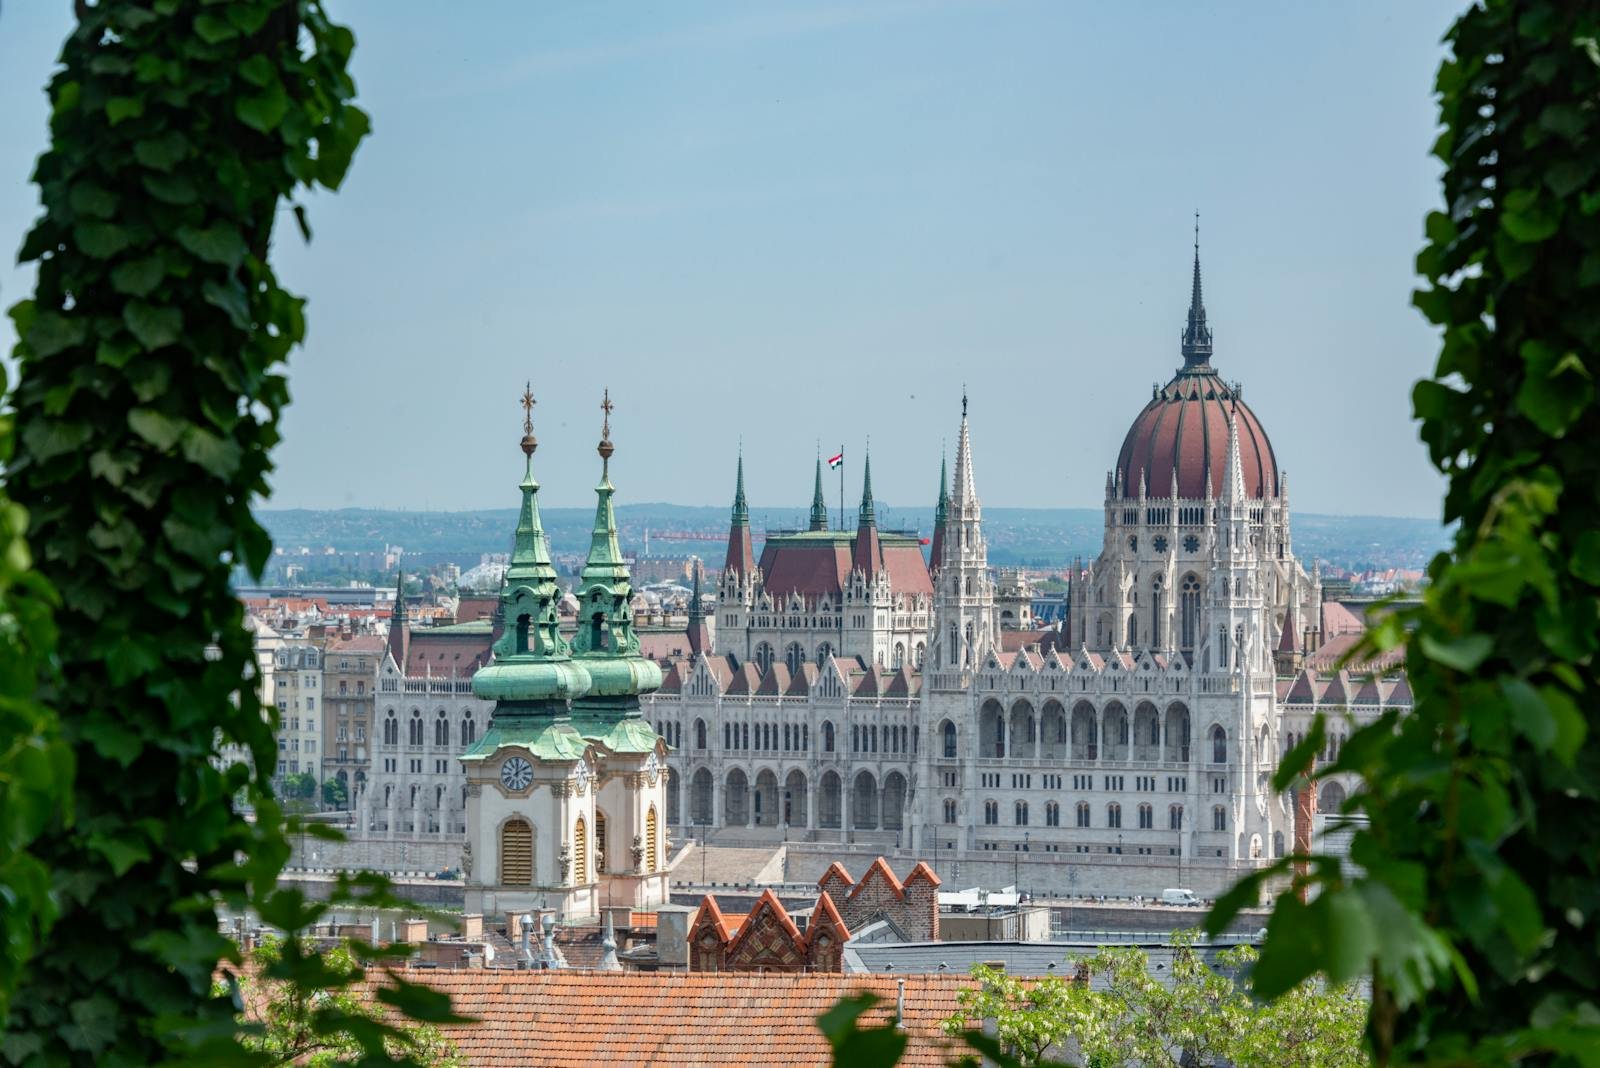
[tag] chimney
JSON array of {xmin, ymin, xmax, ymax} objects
[
  {"xmin": 400, "ymin": 918, "xmax": 429, "ymax": 944},
  {"xmin": 654, "ymin": 905, "xmax": 693, "ymax": 969},
  {"xmin": 461, "ymin": 913, "xmax": 483, "ymax": 940},
  {"xmin": 602, "ymin": 906, "xmax": 632, "ymax": 941}
]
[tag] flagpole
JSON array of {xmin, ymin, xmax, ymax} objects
[{"xmin": 838, "ymin": 443, "xmax": 844, "ymax": 532}]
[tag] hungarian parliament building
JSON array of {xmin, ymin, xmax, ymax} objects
[{"xmin": 360, "ymin": 248, "xmax": 1409, "ymax": 883}]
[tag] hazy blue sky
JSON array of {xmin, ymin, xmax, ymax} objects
[{"xmin": 2, "ymin": 2, "xmax": 1457, "ymax": 517}]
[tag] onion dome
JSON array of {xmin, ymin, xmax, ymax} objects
[{"xmin": 1114, "ymin": 227, "xmax": 1280, "ymax": 500}]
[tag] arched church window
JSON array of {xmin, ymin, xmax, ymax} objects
[
  {"xmin": 1212, "ymin": 726, "xmax": 1227, "ymax": 763},
  {"xmin": 435, "ymin": 711, "xmax": 448, "ymax": 747},
  {"xmin": 943, "ymin": 721, "xmax": 957, "ymax": 758},
  {"xmin": 500, "ymin": 818, "xmax": 533, "ymax": 885},
  {"xmin": 754, "ymin": 642, "xmax": 774, "ymax": 672},
  {"xmin": 1150, "ymin": 577, "xmax": 1164, "ymax": 648},
  {"xmin": 785, "ymin": 643, "xmax": 805, "ymax": 673},
  {"xmin": 823, "ymin": 721, "xmax": 835, "ymax": 752},
  {"xmin": 695, "ymin": 719, "xmax": 707, "ymax": 749},
  {"xmin": 383, "ymin": 711, "xmax": 398, "ymax": 746},
  {"xmin": 515, "ymin": 613, "xmax": 530, "ymax": 654},
  {"xmin": 408, "ymin": 711, "xmax": 423, "ymax": 747},
  {"xmin": 461, "ymin": 713, "xmax": 475, "ymax": 747},
  {"xmin": 1127, "ymin": 614, "xmax": 1137, "ymax": 647},
  {"xmin": 893, "ymin": 642, "xmax": 904, "ymax": 668}
]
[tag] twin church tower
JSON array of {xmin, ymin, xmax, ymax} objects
[{"xmin": 460, "ymin": 387, "xmax": 670, "ymax": 919}]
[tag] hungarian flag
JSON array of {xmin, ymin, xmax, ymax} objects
[{"xmin": 827, "ymin": 451, "xmax": 844, "ymax": 470}]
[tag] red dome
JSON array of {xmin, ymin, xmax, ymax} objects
[{"xmin": 1115, "ymin": 370, "xmax": 1279, "ymax": 500}]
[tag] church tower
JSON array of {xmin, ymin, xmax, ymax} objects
[
  {"xmin": 567, "ymin": 390, "xmax": 671, "ymax": 911},
  {"xmin": 715, "ymin": 453, "xmax": 757, "ymax": 660},
  {"xmin": 929, "ymin": 393, "xmax": 997, "ymax": 675},
  {"xmin": 462, "ymin": 385, "xmax": 599, "ymax": 920}
]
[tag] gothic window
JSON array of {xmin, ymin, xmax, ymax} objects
[
  {"xmin": 1212, "ymin": 806, "xmax": 1227, "ymax": 831},
  {"xmin": 1180, "ymin": 574, "xmax": 1200, "ymax": 649},
  {"xmin": 1127, "ymin": 613, "xmax": 1137, "ymax": 647},
  {"xmin": 515, "ymin": 613, "xmax": 530, "ymax": 654},
  {"xmin": 1218, "ymin": 626, "xmax": 1229, "ymax": 667},
  {"xmin": 1015, "ymin": 801, "xmax": 1029, "ymax": 826},
  {"xmin": 817, "ymin": 641, "xmax": 833, "ymax": 662},
  {"xmin": 695, "ymin": 719, "xmax": 707, "ymax": 749},
  {"xmin": 434, "ymin": 711, "xmax": 449, "ymax": 747},
  {"xmin": 383, "ymin": 712, "xmax": 398, "ymax": 746},
  {"xmin": 944, "ymin": 799, "xmax": 957, "ymax": 824},
  {"xmin": 914, "ymin": 642, "xmax": 925, "ymax": 669},
  {"xmin": 1211, "ymin": 726, "xmax": 1227, "ymax": 763},
  {"xmin": 1045, "ymin": 802, "xmax": 1060, "ymax": 827},
  {"xmin": 1235, "ymin": 624, "xmax": 1245, "ymax": 667},
  {"xmin": 500, "ymin": 818, "xmax": 533, "ymax": 886},
  {"xmin": 408, "ymin": 711, "xmax": 423, "ymax": 747},
  {"xmin": 1169, "ymin": 805, "xmax": 1184, "ymax": 830},
  {"xmin": 1107, "ymin": 802, "xmax": 1122, "ymax": 829},
  {"xmin": 754, "ymin": 642, "xmax": 774, "ymax": 672},
  {"xmin": 1075, "ymin": 801, "xmax": 1091, "ymax": 827},
  {"xmin": 893, "ymin": 642, "xmax": 904, "ymax": 668},
  {"xmin": 1153, "ymin": 535, "xmax": 1168, "ymax": 554},
  {"xmin": 461, "ymin": 713, "xmax": 475, "ymax": 747},
  {"xmin": 823, "ymin": 721, "xmax": 835, "ymax": 752},
  {"xmin": 785, "ymin": 642, "xmax": 805, "ymax": 673},
  {"xmin": 943, "ymin": 720, "xmax": 958, "ymax": 758},
  {"xmin": 1138, "ymin": 803, "xmax": 1153, "ymax": 829},
  {"xmin": 1151, "ymin": 577, "xmax": 1164, "ymax": 648},
  {"xmin": 1183, "ymin": 534, "xmax": 1200, "ymax": 553},
  {"xmin": 1128, "ymin": 535, "xmax": 1138, "ymax": 552}
]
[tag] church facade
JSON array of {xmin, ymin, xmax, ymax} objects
[{"xmin": 645, "ymin": 245, "xmax": 1396, "ymax": 881}]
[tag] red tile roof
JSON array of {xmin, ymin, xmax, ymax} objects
[
  {"xmin": 396, "ymin": 971, "xmax": 971, "ymax": 1066},
  {"xmin": 1116, "ymin": 370, "xmax": 1279, "ymax": 500}
]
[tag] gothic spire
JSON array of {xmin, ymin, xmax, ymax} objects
[
  {"xmin": 952, "ymin": 393, "xmax": 979, "ymax": 514},
  {"xmin": 1223, "ymin": 410, "xmax": 1247, "ymax": 505},
  {"xmin": 387, "ymin": 568, "xmax": 407, "ymax": 668},
  {"xmin": 858, "ymin": 448, "xmax": 877, "ymax": 526},
  {"xmin": 934, "ymin": 452, "xmax": 949, "ymax": 526},
  {"xmin": 1180, "ymin": 213, "xmax": 1214, "ymax": 369},
  {"xmin": 809, "ymin": 453, "xmax": 828, "ymax": 531},
  {"xmin": 724, "ymin": 448, "xmax": 756, "ymax": 575}
]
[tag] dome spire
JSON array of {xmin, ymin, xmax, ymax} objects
[
  {"xmin": 809, "ymin": 449, "xmax": 828, "ymax": 531},
  {"xmin": 1180, "ymin": 213, "xmax": 1213, "ymax": 369}
]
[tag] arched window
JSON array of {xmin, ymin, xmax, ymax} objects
[
  {"xmin": 914, "ymin": 642, "xmax": 926, "ymax": 669},
  {"xmin": 823, "ymin": 721, "xmax": 835, "ymax": 752},
  {"xmin": 817, "ymin": 641, "xmax": 833, "ymax": 662},
  {"xmin": 1211, "ymin": 725, "xmax": 1227, "ymax": 763},
  {"xmin": 785, "ymin": 642, "xmax": 805, "ymax": 673},
  {"xmin": 944, "ymin": 799, "xmax": 957, "ymax": 824},
  {"xmin": 984, "ymin": 800, "xmax": 999, "ymax": 825},
  {"xmin": 500, "ymin": 818, "xmax": 532, "ymax": 885},
  {"xmin": 1107, "ymin": 802, "xmax": 1121, "ymax": 829},
  {"xmin": 435, "ymin": 711, "xmax": 449, "ymax": 747},
  {"xmin": 1015, "ymin": 801, "xmax": 1029, "ymax": 826},
  {"xmin": 515, "ymin": 613, "xmax": 530, "ymax": 655},
  {"xmin": 1045, "ymin": 802, "xmax": 1060, "ymax": 826},
  {"xmin": 1169, "ymin": 805, "xmax": 1184, "ymax": 830},
  {"xmin": 408, "ymin": 711, "xmax": 423, "ymax": 746},
  {"xmin": 1213, "ymin": 805, "xmax": 1227, "ymax": 831},
  {"xmin": 383, "ymin": 712, "xmax": 398, "ymax": 746},
  {"xmin": 893, "ymin": 642, "xmax": 904, "ymax": 668},
  {"xmin": 646, "ymin": 806, "xmax": 660, "ymax": 873},
  {"xmin": 1151, "ymin": 576, "xmax": 1164, "ymax": 649},
  {"xmin": 1127, "ymin": 613, "xmax": 1137, "ymax": 647},
  {"xmin": 572, "ymin": 815, "xmax": 588, "ymax": 884},
  {"xmin": 461, "ymin": 713, "xmax": 475, "ymax": 747},
  {"xmin": 1076, "ymin": 802, "xmax": 1091, "ymax": 827},
  {"xmin": 695, "ymin": 719, "xmax": 707, "ymax": 749},
  {"xmin": 1180, "ymin": 574, "xmax": 1200, "ymax": 649},
  {"xmin": 1138, "ymin": 803, "xmax": 1153, "ymax": 829},
  {"xmin": 754, "ymin": 642, "xmax": 774, "ymax": 672},
  {"xmin": 942, "ymin": 721, "xmax": 957, "ymax": 759}
]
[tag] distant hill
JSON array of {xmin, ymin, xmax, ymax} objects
[{"xmin": 256, "ymin": 504, "xmax": 1447, "ymax": 575}]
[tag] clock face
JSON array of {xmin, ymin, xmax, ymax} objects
[
  {"xmin": 499, "ymin": 756, "xmax": 533, "ymax": 791},
  {"xmin": 575, "ymin": 761, "xmax": 590, "ymax": 791}
]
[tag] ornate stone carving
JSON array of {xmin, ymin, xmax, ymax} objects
[
  {"xmin": 558, "ymin": 843, "xmax": 571, "ymax": 882},
  {"xmin": 461, "ymin": 841, "xmax": 473, "ymax": 879},
  {"xmin": 550, "ymin": 781, "xmax": 572, "ymax": 799},
  {"xmin": 630, "ymin": 834, "xmax": 644, "ymax": 871},
  {"xmin": 465, "ymin": 783, "xmax": 482, "ymax": 797}
]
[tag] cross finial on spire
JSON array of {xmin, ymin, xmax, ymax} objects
[
  {"xmin": 520, "ymin": 382, "xmax": 538, "ymax": 458},
  {"xmin": 962, "ymin": 386, "xmax": 968, "ymax": 419},
  {"xmin": 597, "ymin": 388, "xmax": 615, "ymax": 470}
]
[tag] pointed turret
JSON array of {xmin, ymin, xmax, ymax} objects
[
  {"xmin": 570, "ymin": 391, "xmax": 664, "ymax": 738},
  {"xmin": 1223, "ymin": 411, "xmax": 1247, "ymax": 506},
  {"xmin": 686, "ymin": 559, "xmax": 710, "ymax": 656},
  {"xmin": 952, "ymin": 389, "xmax": 979, "ymax": 515},
  {"xmin": 928, "ymin": 453, "xmax": 949, "ymax": 576},
  {"xmin": 1180, "ymin": 213, "xmax": 1214, "ymax": 369},
  {"xmin": 387, "ymin": 569, "xmax": 408, "ymax": 670},
  {"xmin": 852, "ymin": 450, "xmax": 881, "ymax": 577},
  {"xmin": 723, "ymin": 451, "xmax": 756, "ymax": 576},
  {"xmin": 809, "ymin": 455, "xmax": 829, "ymax": 531}
]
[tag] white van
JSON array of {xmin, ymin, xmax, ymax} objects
[{"xmin": 1159, "ymin": 888, "xmax": 1199, "ymax": 906}]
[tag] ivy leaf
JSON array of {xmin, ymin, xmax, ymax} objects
[
  {"xmin": 86, "ymin": 833, "xmax": 150, "ymax": 877},
  {"xmin": 193, "ymin": 13, "xmax": 238, "ymax": 43},
  {"xmin": 1573, "ymin": 531, "xmax": 1600, "ymax": 585},
  {"xmin": 74, "ymin": 222, "xmax": 132, "ymax": 259},
  {"xmin": 1418, "ymin": 632, "xmax": 1493, "ymax": 672},
  {"xmin": 236, "ymin": 81, "xmax": 289, "ymax": 133},
  {"xmin": 105, "ymin": 97, "xmax": 145, "ymax": 125},
  {"xmin": 1502, "ymin": 188, "xmax": 1560, "ymax": 243},
  {"xmin": 123, "ymin": 302, "xmax": 183, "ymax": 351},
  {"xmin": 21, "ymin": 420, "xmax": 93, "ymax": 462},
  {"xmin": 239, "ymin": 55, "xmax": 275, "ymax": 87},
  {"xmin": 111, "ymin": 256, "xmax": 167, "ymax": 298},
  {"xmin": 68, "ymin": 183, "xmax": 117, "ymax": 219},
  {"xmin": 1516, "ymin": 340, "xmax": 1594, "ymax": 436},
  {"xmin": 180, "ymin": 426, "xmax": 243, "ymax": 478},
  {"xmin": 1273, "ymin": 715, "xmax": 1326, "ymax": 792},
  {"xmin": 202, "ymin": 278, "xmax": 251, "ymax": 329},
  {"xmin": 177, "ymin": 224, "xmax": 247, "ymax": 269},
  {"xmin": 142, "ymin": 171, "xmax": 197, "ymax": 205},
  {"xmin": 127, "ymin": 408, "xmax": 187, "ymax": 451},
  {"xmin": 25, "ymin": 311, "xmax": 89, "ymax": 358},
  {"xmin": 133, "ymin": 131, "xmax": 191, "ymax": 171}
]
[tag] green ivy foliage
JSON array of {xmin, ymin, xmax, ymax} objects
[
  {"xmin": 0, "ymin": 1, "xmax": 417, "ymax": 1062},
  {"xmin": 1210, "ymin": 2, "xmax": 1600, "ymax": 1063}
]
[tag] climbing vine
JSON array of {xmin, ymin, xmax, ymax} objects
[
  {"xmin": 1210, "ymin": 1, "xmax": 1600, "ymax": 1062},
  {"xmin": 2, "ymin": 1, "xmax": 459, "ymax": 1061}
]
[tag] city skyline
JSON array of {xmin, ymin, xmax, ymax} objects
[{"xmin": 0, "ymin": 2, "xmax": 1459, "ymax": 516}]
